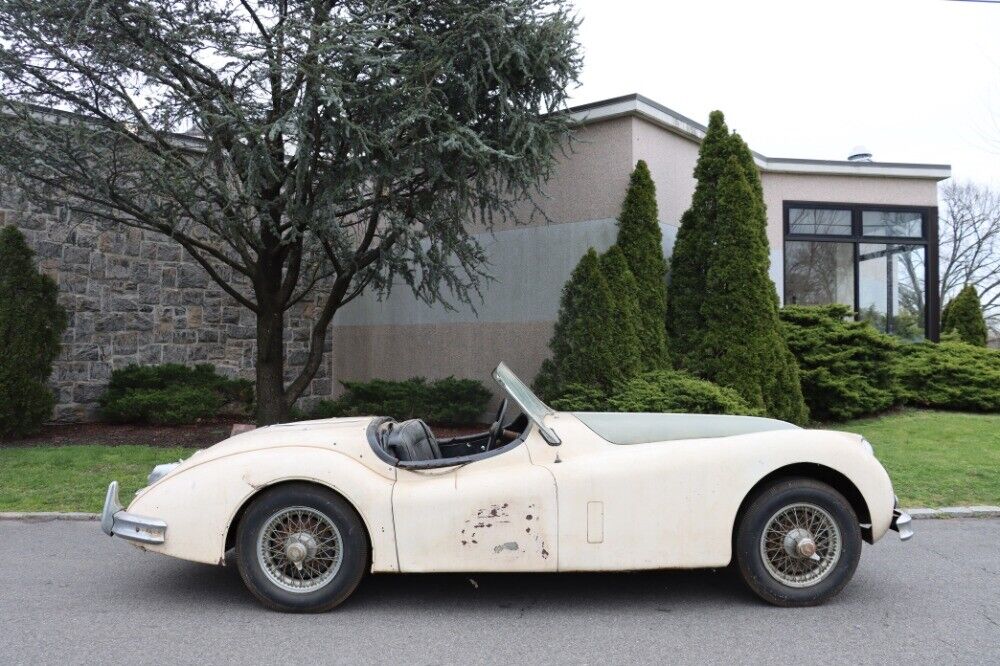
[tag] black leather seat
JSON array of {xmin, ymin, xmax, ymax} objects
[{"xmin": 383, "ymin": 419, "xmax": 442, "ymax": 462}]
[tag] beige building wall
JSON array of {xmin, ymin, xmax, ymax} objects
[{"xmin": 330, "ymin": 109, "xmax": 944, "ymax": 403}]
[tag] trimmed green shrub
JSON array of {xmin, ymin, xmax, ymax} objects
[
  {"xmin": 549, "ymin": 383, "xmax": 608, "ymax": 411},
  {"xmin": 616, "ymin": 160, "xmax": 669, "ymax": 366},
  {"xmin": 0, "ymin": 226, "xmax": 67, "ymax": 436},
  {"xmin": 895, "ymin": 341, "xmax": 1000, "ymax": 411},
  {"xmin": 666, "ymin": 112, "xmax": 807, "ymax": 424},
  {"xmin": 780, "ymin": 305, "xmax": 898, "ymax": 421},
  {"xmin": 99, "ymin": 363, "xmax": 253, "ymax": 424},
  {"xmin": 102, "ymin": 385, "xmax": 223, "ymax": 425},
  {"xmin": 608, "ymin": 370, "xmax": 763, "ymax": 416},
  {"xmin": 941, "ymin": 285, "xmax": 988, "ymax": 347},
  {"xmin": 311, "ymin": 376, "xmax": 492, "ymax": 425},
  {"xmin": 424, "ymin": 377, "xmax": 494, "ymax": 424},
  {"xmin": 546, "ymin": 371, "xmax": 760, "ymax": 416}
]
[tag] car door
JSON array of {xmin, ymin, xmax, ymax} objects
[
  {"xmin": 524, "ymin": 412, "xmax": 731, "ymax": 571},
  {"xmin": 391, "ymin": 432, "xmax": 558, "ymax": 572}
]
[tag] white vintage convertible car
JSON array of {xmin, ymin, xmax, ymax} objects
[{"xmin": 102, "ymin": 362, "xmax": 912, "ymax": 612}]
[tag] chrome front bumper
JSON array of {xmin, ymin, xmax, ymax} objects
[
  {"xmin": 890, "ymin": 496, "xmax": 913, "ymax": 541},
  {"xmin": 101, "ymin": 481, "xmax": 167, "ymax": 545}
]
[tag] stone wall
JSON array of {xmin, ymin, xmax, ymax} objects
[{"xmin": 2, "ymin": 202, "xmax": 332, "ymax": 422}]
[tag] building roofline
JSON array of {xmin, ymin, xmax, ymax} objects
[{"xmin": 565, "ymin": 93, "xmax": 952, "ymax": 181}]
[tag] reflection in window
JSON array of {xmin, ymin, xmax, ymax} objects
[
  {"xmin": 788, "ymin": 208, "xmax": 852, "ymax": 235},
  {"xmin": 784, "ymin": 241, "xmax": 854, "ymax": 307},
  {"xmin": 862, "ymin": 210, "xmax": 922, "ymax": 238},
  {"xmin": 858, "ymin": 244, "xmax": 926, "ymax": 340}
]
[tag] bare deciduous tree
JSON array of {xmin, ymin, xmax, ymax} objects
[{"xmin": 938, "ymin": 180, "xmax": 1000, "ymax": 337}]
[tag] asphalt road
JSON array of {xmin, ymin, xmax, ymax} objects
[{"xmin": 1, "ymin": 519, "xmax": 998, "ymax": 665}]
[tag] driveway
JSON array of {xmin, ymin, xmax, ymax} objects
[{"xmin": 1, "ymin": 519, "xmax": 997, "ymax": 665}]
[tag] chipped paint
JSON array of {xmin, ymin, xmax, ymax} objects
[{"xmin": 493, "ymin": 542, "xmax": 519, "ymax": 553}]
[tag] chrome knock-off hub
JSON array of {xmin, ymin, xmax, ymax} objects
[
  {"xmin": 783, "ymin": 528, "xmax": 820, "ymax": 561},
  {"xmin": 284, "ymin": 532, "xmax": 319, "ymax": 570}
]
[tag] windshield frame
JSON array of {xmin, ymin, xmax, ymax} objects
[{"xmin": 492, "ymin": 362, "xmax": 561, "ymax": 445}]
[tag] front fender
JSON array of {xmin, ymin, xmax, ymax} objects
[
  {"xmin": 126, "ymin": 446, "xmax": 398, "ymax": 571},
  {"xmin": 724, "ymin": 430, "xmax": 896, "ymax": 545}
]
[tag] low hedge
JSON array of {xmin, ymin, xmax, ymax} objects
[
  {"xmin": 310, "ymin": 376, "xmax": 492, "ymax": 425},
  {"xmin": 548, "ymin": 370, "xmax": 761, "ymax": 416},
  {"xmin": 895, "ymin": 340, "xmax": 1000, "ymax": 411},
  {"xmin": 780, "ymin": 305, "xmax": 899, "ymax": 421},
  {"xmin": 609, "ymin": 370, "xmax": 763, "ymax": 415},
  {"xmin": 99, "ymin": 364, "xmax": 253, "ymax": 425}
]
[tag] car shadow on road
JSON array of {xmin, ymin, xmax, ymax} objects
[{"xmin": 127, "ymin": 554, "xmax": 763, "ymax": 613}]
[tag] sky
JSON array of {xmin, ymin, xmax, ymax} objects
[{"xmin": 566, "ymin": 0, "xmax": 1000, "ymax": 186}]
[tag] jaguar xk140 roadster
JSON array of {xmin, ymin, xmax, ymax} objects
[{"xmin": 102, "ymin": 362, "xmax": 911, "ymax": 612}]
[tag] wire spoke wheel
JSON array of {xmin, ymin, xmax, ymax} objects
[
  {"xmin": 759, "ymin": 502, "xmax": 842, "ymax": 588},
  {"xmin": 256, "ymin": 506, "xmax": 344, "ymax": 594}
]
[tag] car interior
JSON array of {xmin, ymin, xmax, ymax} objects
[{"xmin": 369, "ymin": 399, "xmax": 530, "ymax": 466}]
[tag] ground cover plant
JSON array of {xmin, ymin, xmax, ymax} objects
[{"xmin": 780, "ymin": 305, "xmax": 898, "ymax": 421}]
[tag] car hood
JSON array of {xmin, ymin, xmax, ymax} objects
[{"xmin": 570, "ymin": 412, "xmax": 800, "ymax": 445}]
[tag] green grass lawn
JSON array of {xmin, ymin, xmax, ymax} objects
[
  {"xmin": 0, "ymin": 445, "xmax": 195, "ymax": 513},
  {"xmin": 833, "ymin": 410, "xmax": 1000, "ymax": 508},
  {"xmin": 0, "ymin": 410, "xmax": 997, "ymax": 512}
]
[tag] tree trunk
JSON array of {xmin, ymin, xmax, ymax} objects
[{"xmin": 255, "ymin": 306, "xmax": 288, "ymax": 425}]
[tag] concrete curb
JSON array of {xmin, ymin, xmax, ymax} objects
[
  {"xmin": 0, "ymin": 512, "xmax": 99, "ymax": 521},
  {"xmin": 2, "ymin": 507, "xmax": 1000, "ymax": 522},
  {"xmin": 907, "ymin": 506, "xmax": 1000, "ymax": 520}
]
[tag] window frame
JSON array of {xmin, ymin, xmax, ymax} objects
[{"xmin": 782, "ymin": 200, "xmax": 939, "ymax": 340}]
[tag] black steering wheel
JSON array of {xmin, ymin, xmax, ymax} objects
[{"xmin": 486, "ymin": 398, "xmax": 509, "ymax": 451}]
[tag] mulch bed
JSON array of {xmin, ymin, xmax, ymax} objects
[{"xmin": 1, "ymin": 418, "xmax": 485, "ymax": 449}]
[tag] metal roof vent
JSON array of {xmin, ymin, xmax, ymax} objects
[{"xmin": 848, "ymin": 145, "xmax": 873, "ymax": 162}]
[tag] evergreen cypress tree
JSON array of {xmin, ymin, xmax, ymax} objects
[
  {"xmin": 616, "ymin": 160, "xmax": 669, "ymax": 367},
  {"xmin": 666, "ymin": 111, "xmax": 732, "ymax": 364},
  {"xmin": 666, "ymin": 113, "xmax": 808, "ymax": 424},
  {"xmin": 0, "ymin": 226, "xmax": 67, "ymax": 435},
  {"xmin": 534, "ymin": 248, "xmax": 638, "ymax": 396},
  {"xmin": 599, "ymin": 245, "xmax": 644, "ymax": 379},
  {"xmin": 941, "ymin": 285, "xmax": 988, "ymax": 346}
]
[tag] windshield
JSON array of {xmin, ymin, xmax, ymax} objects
[{"xmin": 492, "ymin": 362, "xmax": 561, "ymax": 445}]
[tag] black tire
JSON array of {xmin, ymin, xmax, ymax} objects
[
  {"xmin": 235, "ymin": 482, "xmax": 368, "ymax": 613},
  {"xmin": 735, "ymin": 478, "xmax": 861, "ymax": 607}
]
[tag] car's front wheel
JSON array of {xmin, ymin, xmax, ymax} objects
[
  {"xmin": 735, "ymin": 478, "xmax": 861, "ymax": 607},
  {"xmin": 235, "ymin": 483, "xmax": 368, "ymax": 612}
]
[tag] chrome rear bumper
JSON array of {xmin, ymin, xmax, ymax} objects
[{"xmin": 101, "ymin": 481, "xmax": 167, "ymax": 545}]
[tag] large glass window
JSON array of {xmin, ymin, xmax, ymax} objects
[
  {"xmin": 785, "ymin": 241, "xmax": 854, "ymax": 306},
  {"xmin": 788, "ymin": 207, "xmax": 852, "ymax": 235},
  {"xmin": 783, "ymin": 203, "xmax": 934, "ymax": 338},
  {"xmin": 861, "ymin": 210, "xmax": 923, "ymax": 238},
  {"xmin": 858, "ymin": 244, "xmax": 927, "ymax": 340}
]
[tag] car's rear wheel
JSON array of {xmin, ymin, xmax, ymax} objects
[
  {"xmin": 735, "ymin": 478, "xmax": 861, "ymax": 607},
  {"xmin": 235, "ymin": 483, "xmax": 368, "ymax": 612}
]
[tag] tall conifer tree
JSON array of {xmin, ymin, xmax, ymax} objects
[
  {"xmin": 616, "ymin": 161, "xmax": 669, "ymax": 366},
  {"xmin": 666, "ymin": 112, "xmax": 731, "ymax": 363},
  {"xmin": 535, "ymin": 248, "xmax": 641, "ymax": 395},
  {"xmin": 941, "ymin": 285, "xmax": 988, "ymax": 346},
  {"xmin": 599, "ymin": 245, "xmax": 644, "ymax": 379},
  {"xmin": 666, "ymin": 113, "xmax": 808, "ymax": 424}
]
